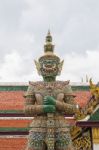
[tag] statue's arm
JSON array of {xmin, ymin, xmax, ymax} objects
[
  {"xmin": 44, "ymin": 94, "xmax": 76, "ymax": 114},
  {"xmin": 56, "ymin": 95, "xmax": 76, "ymax": 114},
  {"xmin": 24, "ymin": 97, "xmax": 43, "ymax": 116},
  {"xmin": 24, "ymin": 85, "xmax": 43, "ymax": 116},
  {"xmin": 56, "ymin": 85, "xmax": 76, "ymax": 114}
]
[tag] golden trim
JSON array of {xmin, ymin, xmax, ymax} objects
[{"xmin": 92, "ymin": 128, "xmax": 99, "ymax": 144}]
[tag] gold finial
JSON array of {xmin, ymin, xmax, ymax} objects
[
  {"xmin": 46, "ymin": 30, "xmax": 52, "ymax": 43},
  {"xmin": 48, "ymin": 29, "xmax": 51, "ymax": 36}
]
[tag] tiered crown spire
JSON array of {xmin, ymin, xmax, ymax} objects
[
  {"xmin": 35, "ymin": 31, "xmax": 64, "ymax": 76},
  {"xmin": 44, "ymin": 30, "xmax": 54, "ymax": 53}
]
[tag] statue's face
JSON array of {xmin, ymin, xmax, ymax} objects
[
  {"xmin": 35, "ymin": 56, "xmax": 63, "ymax": 78},
  {"xmin": 40, "ymin": 58, "xmax": 59, "ymax": 77}
]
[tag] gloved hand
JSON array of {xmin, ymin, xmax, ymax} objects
[
  {"xmin": 43, "ymin": 96, "xmax": 56, "ymax": 106},
  {"xmin": 43, "ymin": 105, "xmax": 56, "ymax": 113}
]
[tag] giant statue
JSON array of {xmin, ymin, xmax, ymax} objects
[
  {"xmin": 24, "ymin": 31, "xmax": 99, "ymax": 150},
  {"xmin": 24, "ymin": 31, "xmax": 77, "ymax": 150}
]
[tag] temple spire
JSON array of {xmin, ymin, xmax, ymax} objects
[{"xmin": 44, "ymin": 30, "xmax": 54, "ymax": 54}]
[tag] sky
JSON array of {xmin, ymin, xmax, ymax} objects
[{"xmin": 0, "ymin": 0, "xmax": 99, "ymax": 83}]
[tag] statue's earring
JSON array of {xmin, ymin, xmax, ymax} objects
[
  {"xmin": 34, "ymin": 60, "xmax": 41, "ymax": 75},
  {"xmin": 58, "ymin": 60, "xmax": 64, "ymax": 75}
]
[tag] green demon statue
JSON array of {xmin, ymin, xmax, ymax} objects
[{"xmin": 25, "ymin": 31, "xmax": 77, "ymax": 150}]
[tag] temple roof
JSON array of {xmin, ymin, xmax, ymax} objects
[
  {"xmin": 0, "ymin": 82, "xmax": 92, "ymax": 128},
  {"xmin": 0, "ymin": 82, "xmax": 90, "ymax": 112},
  {"xmin": 0, "ymin": 91, "xmax": 90, "ymax": 111},
  {"xmin": 0, "ymin": 82, "xmax": 98, "ymax": 149},
  {"xmin": 0, "ymin": 137, "xmax": 27, "ymax": 150}
]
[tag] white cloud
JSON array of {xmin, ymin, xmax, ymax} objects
[
  {"xmin": 58, "ymin": 50, "xmax": 99, "ymax": 83},
  {"xmin": 0, "ymin": 51, "xmax": 42, "ymax": 82},
  {"xmin": 0, "ymin": 51, "xmax": 23, "ymax": 81},
  {"xmin": 0, "ymin": 49, "xmax": 99, "ymax": 83},
  {"xmin": 0, "ymin": 0, "xmax": 99, "ymax": 82}
]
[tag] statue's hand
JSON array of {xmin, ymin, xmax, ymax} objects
[
  {"xmin": 43, "ymin": 105, "xmax": 56, "ymax": 113},
  {"xmin": 43, "ymin": 96, "xmax": 56, "ymax": 106}
]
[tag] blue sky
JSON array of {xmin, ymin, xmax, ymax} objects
[{"xmin": 0, "ymin": 0, "xmax": 99, "ymax": 83}]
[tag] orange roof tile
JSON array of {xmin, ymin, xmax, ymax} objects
[
  {"xmin": 74, "ymin": 91, "xmax": 91, "ymax": 107},
  {"xmin": 0, "ymin": 138, "xmax": 27, "ymax": 150},
  {"xmin": 0, "ymin": 119, "xmax": 76, "ymax": 128},
  {"xmin": 0, "ymin": 91, "xmax": 24, "ymax": 110},
  {"xmin": 0, "ymin": 120, "xmax": 31, "ymax": 128}
]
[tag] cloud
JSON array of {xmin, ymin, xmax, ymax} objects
[
  {"xmin": 58, "ymin": 50, "xmax": 99, "ymax": 83},
  {"xmin": 0, "ymin": 49, "xmax": 98, "ymax": 83},
  {"xmin": 0, "ymin": 51, "xmax": 23, "ymax": 81},
  {"xmin": 0, "ymin": 0, "xmax": 99, "ymax": 82},
  {"xmin": 0, "ymin": 50, "xmax": 42, "ymax": 82}
]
